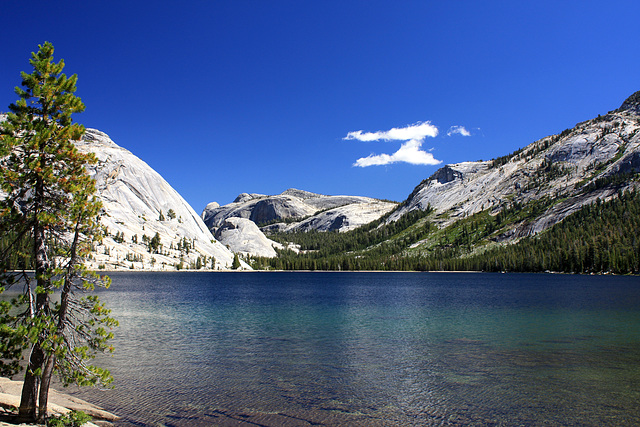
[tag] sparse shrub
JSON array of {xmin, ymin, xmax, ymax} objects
[{"xmin": 47, "ymin": 410, "xmax": 91, "ymax": 427}]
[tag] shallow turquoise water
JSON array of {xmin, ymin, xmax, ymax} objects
[{"xmin": 67, "ymin": 272, "xmax": 640, "ymax": 426}]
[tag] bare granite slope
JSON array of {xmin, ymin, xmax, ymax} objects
[
  {"xmin": 203, "ymin": 189, "xmax": 397, "ymax": 232},
  {"xmin": 214, "ymin": 217, "xmax": 284, "ymax": 258},
  {"xmin": 202, "ymin": 189, "xmax": 397, "ymax": 258},
  {"xmin": 392, "ymin": 90, "xmax": 640, "ymax": 242},
  {"xmin": 0, "ymin": 115, "xmax": 248, "ymax": 270},
  {"xmin": 77, "ymin": 129, "xmax": 244, "ymax": 270}
]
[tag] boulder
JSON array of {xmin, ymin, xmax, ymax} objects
[{"xmin": 214, "ymin": 217, "xmax": 281, "ymax": 258}]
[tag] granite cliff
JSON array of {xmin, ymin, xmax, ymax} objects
[
  {"xmin": 391, "ymin": 90, "xmax": 640, "ymax": 244},
  {"xmin": 203, "ymin": 189, "xmax": 397, "ymax": 232},
  {"xmin": 76, "ymin": 129, "xmax": 245, "ymax": 270},
  {"xmin": 4, "ymin": 90, "xmax": 639, "ymax": 270},
  {"xmin": 214, "ymin": 217, "xmax": 287, "ymax": 258},
  {"xmin": 202, "ymin": 189, "xmax": 397, "ymax": 257}
]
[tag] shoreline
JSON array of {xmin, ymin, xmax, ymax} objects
[
  {"xmin": 0, "ymin": 378, "xmax": 118, "ymax": 427},
  {"xmin": 9, "ymin": 268, "xmax": 636, "ymax": 276},
  {"xmin": 9, "ymin": 268, "xmax": 640, "ymax": 277},
  {"xmin": 96, "ymin": 269, "xmax": 638, "ymax": 276}
]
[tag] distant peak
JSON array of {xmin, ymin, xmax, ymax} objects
[
  {"xmin": 233, "ymin": 193, "xmax": 265, "ymax": 203},
  {"xmin": 281, "ymin": 188, "xmax": 322, "ymax": 199},
  {"xmin": 79, "ymin": 128, "xmax": 119, "ymax": 148},
  {"xmin": 618, "ymin": 90, "xmax": 640, "ymax": 113}
]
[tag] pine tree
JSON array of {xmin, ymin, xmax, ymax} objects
[
  {"xmin": 0, "ymin": 42, "xmax": 117, "ymax": 423},
  {"xmin": 149, "ymin": 232, "xmax": 161, "ymax": 253},
  {"xmin": 232, "ymin": 253, "xmax": 241, "ymax": 269}
]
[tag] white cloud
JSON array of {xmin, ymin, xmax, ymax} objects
[
  {"xmin": 346, "ymin": 122, "xmax": 441, "ymax": 167},
  {"xmin": 344, "ymin": 121, "xmax": 439, "ymax": 142},
  {"xmin": 447, "ymin": 125, "xmax": 471, "ymax": 137},
  {"xmin": 353, "ymin": 139, "xmax": 442, "ymax": 167}
]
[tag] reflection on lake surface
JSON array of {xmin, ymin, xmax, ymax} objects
[{"xmin": 66, "ymin": 272, "xmax": 640, "ymax": 426}]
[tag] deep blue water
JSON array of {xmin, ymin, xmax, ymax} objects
[{"xmin": 68, "ymin": 272, "xmax": 640, "ymax": 426}]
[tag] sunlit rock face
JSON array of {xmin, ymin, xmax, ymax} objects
[
  {"xmin": 392, "ymin": 90, "xmax": 640, "ymax": 240},
  {"xmin": 214, "ymin": 217, "xmax": 283, "ymax": 258},
  {"xmin": 77, "ymin": 129, "xmax": 243, "ymax": 270},
  {"xmin": 203, "ymin": 188, "xmax": 398, "ymax": 233},
  {"xmin": 264, "ymin": 200, "xmax": 399, "ymax": 233},
  {"xmin": 201, "ymin": 189, "xmax": 397, "ymax": 258}
]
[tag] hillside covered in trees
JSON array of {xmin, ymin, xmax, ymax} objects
[
  {"xmin": 253, "ymin": 188, "xmax": 640, "ymax": 274},
  {"xmin": 250, "ymin": 90, "xmax": 640, "ymax": 274}
]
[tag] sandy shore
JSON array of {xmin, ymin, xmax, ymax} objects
[{"xmin": 0, "ymin": 378, "xmax": 118, "ymax": 427}]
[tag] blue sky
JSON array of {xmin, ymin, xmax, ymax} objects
[{"xmin": 2, "ymin": 1, "xmax": 639, "ymax": 211}]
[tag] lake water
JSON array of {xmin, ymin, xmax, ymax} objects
[{"xmin": 65, "ymin": 272, "xmax": 640, "ymax": 426}]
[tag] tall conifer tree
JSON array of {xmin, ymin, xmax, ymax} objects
[{"xmin": 0, "ymin": 42, "xmax": 117, "ymax": 423}]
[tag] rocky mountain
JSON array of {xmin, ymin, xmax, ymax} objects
[
  {"xmin": 202, "ymin": 189, "xmax": 396, "ymax": 258},
  {"xmin": 203, "ymin": 91, "xmax": 640, "ymax": 264},
  {"xmin": 0, "ymin": 114, "xmax": 244, "ymax": 270},
  {"xmin": 76, "ymin": 129, "xmax": 244, "ymax": 270},
  {"xmin": 213, "ymin": 217, "xmax": 299, "ymax": 258},
  {"xmin": 259, "ymin": 90, "xmax": 640, "ymax": 273},
  {"xmin": 391, "ymin": 90, "xmax": 640, "ymax": 243},
  {"xmin": 81, "ymin": 90, "xmax": 640, "ymax": 271},
  {"xmin": 262, "ymin": 199, "xmax": 397, "ymax": 234},
  {"xmin": 204, "ymin": 189, "xmax": 396, "ymax": 231},
  {"xmin": 6, "ymin": 90, "xmax": 639, "ymax": 272}
]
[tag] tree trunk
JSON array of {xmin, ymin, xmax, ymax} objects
[
  {"xmin": 17, "ymin": 345, "xmax": 44, "ymax": 422},
  {"xmin": 37, "ymin": 354, "xmax": 56, "ymax": 423},
  {"xmin": 37, "ymin": 225, "xmax": 78, "ymax": 422},
  {"xmin": 19, "ymin": 202, "xmax": 50, "ymax": 422},
  {"xmin": 18, "ymin": 287, "xmax": 49, "ymax": 421}
]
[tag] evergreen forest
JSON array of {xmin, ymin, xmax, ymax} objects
[{"xmin": 252, "ymin": 189, "xmax": 640, "ymax": 274}]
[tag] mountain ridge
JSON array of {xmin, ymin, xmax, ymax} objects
[
  {"xmin": 390, "ymin": 90, "xmax": 640, "ymax": 239},
  {"xmin": 256, "ymin": 90, "xmax": 640, "ymax": 273},
  {"xmin": 202, "ymin": 188, "xmax": 398, "ymax": 232},
  {"xmin": 201, "ymin": 188, "xmax": 397, "ymax": 257},
  {"xmin": 76, "ymin": 129, "xmax": 246, "ymax": 270},
  {"xmin": 3, "ymin": 90, "xmax": 639, "ymax": 271}
]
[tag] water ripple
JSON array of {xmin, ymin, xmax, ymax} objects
[{"xmin": 67, "ymin": 272, "xmax": 640, "ymax": 426}]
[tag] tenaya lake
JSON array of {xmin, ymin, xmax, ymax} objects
[{"xmin": 60, "ymin": 272, "xmax": 640, "ymax": 426}]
